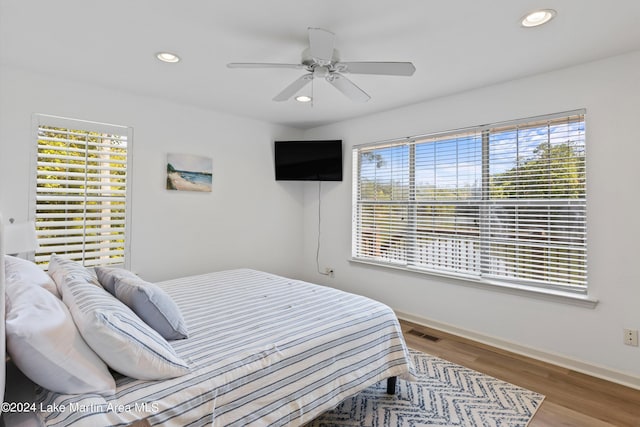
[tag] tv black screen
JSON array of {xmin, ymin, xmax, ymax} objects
[{"xmin": 274, "ymin": 140, "xmax": 343, "ymax": 181}]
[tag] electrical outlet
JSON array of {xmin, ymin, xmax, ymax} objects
[
  {"xmin": 624, "ymin": 329, "xmax": 638, "ymax": 346},
  {"xmin": 324, "ymin": 267, "xmax": 334, "ymax": 277}
]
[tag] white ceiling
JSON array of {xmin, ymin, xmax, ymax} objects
[{"xmin": 2, "ymin": 1, "xmax": 640, "ymax": 129}]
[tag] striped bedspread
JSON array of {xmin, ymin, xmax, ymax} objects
[{"xmin": 36, "ymin": 269, "xmax": 413, "ymax": 426}]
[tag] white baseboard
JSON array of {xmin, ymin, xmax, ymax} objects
[{"xmin": 395, "ymin": 309, "xmax": 640, "ymax": 391}]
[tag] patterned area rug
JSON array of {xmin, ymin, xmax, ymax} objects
[{"xmin": 308, "ymin": 350, "xmax": 544, "ymax": 427}]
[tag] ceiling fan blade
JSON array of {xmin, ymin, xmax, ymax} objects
[
  {"xmin": 227, "ymin": 63, "xmax": 305, "ymax": 70},
  {"xmin": 273, "ymin": 73, "xmax": 313, "ymax": 102},
  {"xmin": 337, "ymin": 61, "xmax": 416, "ymax": 76},
  {"xmin": 308, "ymin": 27, "xmax": 335, "ymax": 64},
  {"xmin": 326, "ymin": 73, "xmax": 370, "ymax": 103}
]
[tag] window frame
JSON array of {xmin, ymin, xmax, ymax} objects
[
  {"xmin": 351, "ymin": 110, "xmax": 588, "ymax": 298},
  {"xmin": 29, "ymin": 114, "xmax": 133, "ymax": 269}
]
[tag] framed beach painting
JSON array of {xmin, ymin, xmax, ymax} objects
[{"xmin": 166, "ymin": 153, "xmax": 213, "ymax": 192}]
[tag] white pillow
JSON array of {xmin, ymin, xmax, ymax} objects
[
  {"xmin": 5, "ymin": 280, "xmax": 115, "ymax": 395},
  {"xmin": 53, "ymin": 259, "xmax": 191, "ymax": 380},
  {"xmin": 5, "ymin": 255, "xmax": 60, "ymax": 298}
]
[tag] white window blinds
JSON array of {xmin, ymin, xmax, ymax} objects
[
  {"xmin": 352, "ymin": 110, "xmax": 587, "ymax": 294},
  {"xmin": 32, "ymin": 115, "xmax": 132, "ymax": 268}
]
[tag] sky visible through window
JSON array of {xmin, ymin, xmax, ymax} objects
[{"xmin": 360, "ymin": 120, "xmax": 585, "ymax": 198}]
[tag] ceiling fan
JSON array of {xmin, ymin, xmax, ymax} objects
[{"xmin": 227, "ymin": 27, "xmax": 416, "ymax": 103}]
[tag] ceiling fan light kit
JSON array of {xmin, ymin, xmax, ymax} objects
[{"xmin": 227, "ymin": 27, "xmax": 416, "ymax": 103}]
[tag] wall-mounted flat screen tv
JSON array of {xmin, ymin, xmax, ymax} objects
[{"xmin": 274, "ymin": 140, "xmax": 343, "ymax": 181}]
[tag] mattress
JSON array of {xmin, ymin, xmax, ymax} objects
[{"xmin": 35, "ymin": 269, "xmax": 413, "ymax": 426}]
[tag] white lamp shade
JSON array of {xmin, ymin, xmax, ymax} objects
[{"xmin": 5, "ymin": 221, "xmax": 39, "ymax": 255}]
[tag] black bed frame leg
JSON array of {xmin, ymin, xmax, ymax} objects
[{"xmin": 386, "ymin": 376, "xmax": 397, "ymax": 395}]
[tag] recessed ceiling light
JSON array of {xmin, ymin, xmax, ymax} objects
[
  {"xmin": 521, "ymin": 9, "xmax": 556, "ymax": 27},
  {"xmin": 295, "ymin": 95, "xmax": 312, "ymax": 103},
  {"xmin": 156, "ymin": 52, "xmax": 180, "ymax": 63}
]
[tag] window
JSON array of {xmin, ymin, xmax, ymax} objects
[
  {"xmin": 31, "ymin": 114, "xmax": 132, "ymax": 268},
  {"xmin": 352, "ymin": 110, "xmax": 587, "ymax": 294}
]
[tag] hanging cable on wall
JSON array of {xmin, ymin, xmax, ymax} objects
[{"xmin": 316, "ymin": 181, "xmax": 332, "ymax": 276}]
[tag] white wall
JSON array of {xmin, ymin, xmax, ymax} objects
[
  {"xmin": 2, "ymin": 50, "xmax": 639, "ymax": 388},
  {"xmin": 302, "ymin": 51, "xmax": 640, "ymax": 386},
  {"xmin": 0, "ymin": 66, "xmax": 305, "ymax": 281}
]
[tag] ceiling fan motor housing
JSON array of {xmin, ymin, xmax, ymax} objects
[
  {"xmin": 301, "ymin": 47, "xmax": 340, "ymax": 68},
  {"xmin": 313, "ymin": 66, "xmax": 330, "ymax": 78}
]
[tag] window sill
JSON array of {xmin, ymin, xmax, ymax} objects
[{"xmin": 348, "ymin": 258, "xmax": 598, "ymax": 309}]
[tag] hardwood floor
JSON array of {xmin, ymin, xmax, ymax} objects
[{"xmin": 399, "ymin": 320, "xmax": 640, "ymax": 427}]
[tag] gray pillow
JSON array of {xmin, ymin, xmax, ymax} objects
[
  {"xmin": 95, "ymin": 268, "xmax": 188, "ymax": 340},
  {"xmin": 95, "ymin": 266, "xmax": 137, "ymax": 295}
]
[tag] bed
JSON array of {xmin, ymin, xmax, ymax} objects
[{"xmin": 1, "ymin": 217, "xmax": 413, "ymax": 426}]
